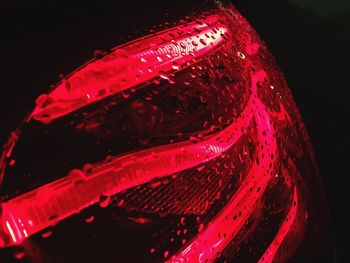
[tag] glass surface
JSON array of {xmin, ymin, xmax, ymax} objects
[{"xmin": 0, "ymin": 1, "xmax": 333, "ymax": 262}]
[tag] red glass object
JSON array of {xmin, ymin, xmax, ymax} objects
[{"xmin": 0, "ymin": 2, "xmax": 331, "ymax": 262}]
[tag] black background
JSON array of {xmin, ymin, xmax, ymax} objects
[{"xmin": 0, "ymin": 0, "xmax": 348, "ymax": 262}]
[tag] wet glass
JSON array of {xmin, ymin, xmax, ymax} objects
[{"xmin": 0, "ymin": 1, "xmax": 333, "ymax": 262}]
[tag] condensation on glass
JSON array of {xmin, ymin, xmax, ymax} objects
[{"xmin": 0, "ymin": 2, "xmax": 330, "ymax": 263}]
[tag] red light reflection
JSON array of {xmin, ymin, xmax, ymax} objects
[
  {"xmin": 0, "ymin": 8, "xmax": 309, "ymax": 263},
  {"xmin": 31, "ymin": 15, "xmax": 228, "ymax": 123}
]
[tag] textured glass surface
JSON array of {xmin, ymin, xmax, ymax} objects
[{"xmin": 0, "ymin": 2, "xmax": 331, "ymax": 262}]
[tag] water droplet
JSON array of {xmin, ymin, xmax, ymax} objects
[
  {"xmin": 238, "ymin": 51, "xmax": 246, "ymax": 59},
  {"xmin": 116, "ymin": 199, "xmax": 125, "ymax": 207},
  {"xmin": 98, "ymin": 89, "xmax": 106, "ymax": 97},
  {"xmin": 138, "ymin": 136, "xmax": 150, "ymax": 146},
  {"xmin": 99, "ymin": 195, "xmax": 111, "ymax": 208},
  {"xmin": 121, "ymin": 91, "xmax": 130, "ymax": 99},
  {"xmin": 85, "ymin": 216, "xmax": 95, "ymax": 223},
  {"xmin": 150, "ymin": 177, "xmax": 162, "ymax": 188},
  {"xmin": 198, "ymin": 223, "xmax": 204, "ymax": 232},
  {"xmin": 128, "ymin": 217, "xmax": 152, "ymax": 224},
  {"xmin": 194, "ymin": 19, "xmax": 203, "ymax": 25},
  {"xmin": 197, "ymin": 165, "xmax": 205, "ymax": 172},
  {"xmin": 35, "ymin": 94, "xmax": 49, "ymax": 107},
  {"xmin": 114, "ymin": 49, "xmax": 129, "ymax": 59},
  {"xmin": 159, "ymin": 71, "xmax": 175, "ymax": 84},
  {"xmin": 153, "ymin": 79, "xmax": 161, "ymax": 85},
  {"xmin": 172, "ymin": 62, "xmax": 180, "ymax": 70},
  {"xmin": 189, "ymin": 136, "xmax": 199, "ymax": 143},
  {"xmin": 59, "ymin": 74, "xmax": 72, "ymax": 91},
  {"xmin": 14, "ymin": 251, "xmax": 25, "ymax": 260},
  {"xmin": 200, "ymin": 39, "xmax": 207, "ymax": 45},
  {"xmin": 41, "ymin": 230, "xmax": 52, "ymax": 239},
  {"xmin": 180, "ymin": 42, "xmax": 187, "ymax": 49},
  {"xmin": 194, "ymin": 27, "xmax": 201, "ymax": 33},
  {"xmin": 83, "ymin": 163, "xmax": 93, "ymax": 174},
  {"xmin": 93, "ymin": 50, "xmax": 104, "ymax": 59},
  {"xmin": 159, "ymin": 71, "xmax": 168, "ymax": 79},
  {"xmin": 180, "ymin": 217, "xmax": 185, "ymax": 225}
]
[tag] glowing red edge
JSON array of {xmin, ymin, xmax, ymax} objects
[
  {"xmin": 30, "ymin": 15, "xmax": 228, "ymax": 123},
  {"xmin": 258, "ymin": 186, "xmax": 299, "ymax": 263},
  {"xmin": 0, "ymin": 12, "xmax": 303, "ymax": 263},
  {"xmin": 0, "ymin": 84, "xmax": 251, "ymax": 248},
  {"xmin": 168, "ymin": 70, "xmax": 275, "ymax": 262}
]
